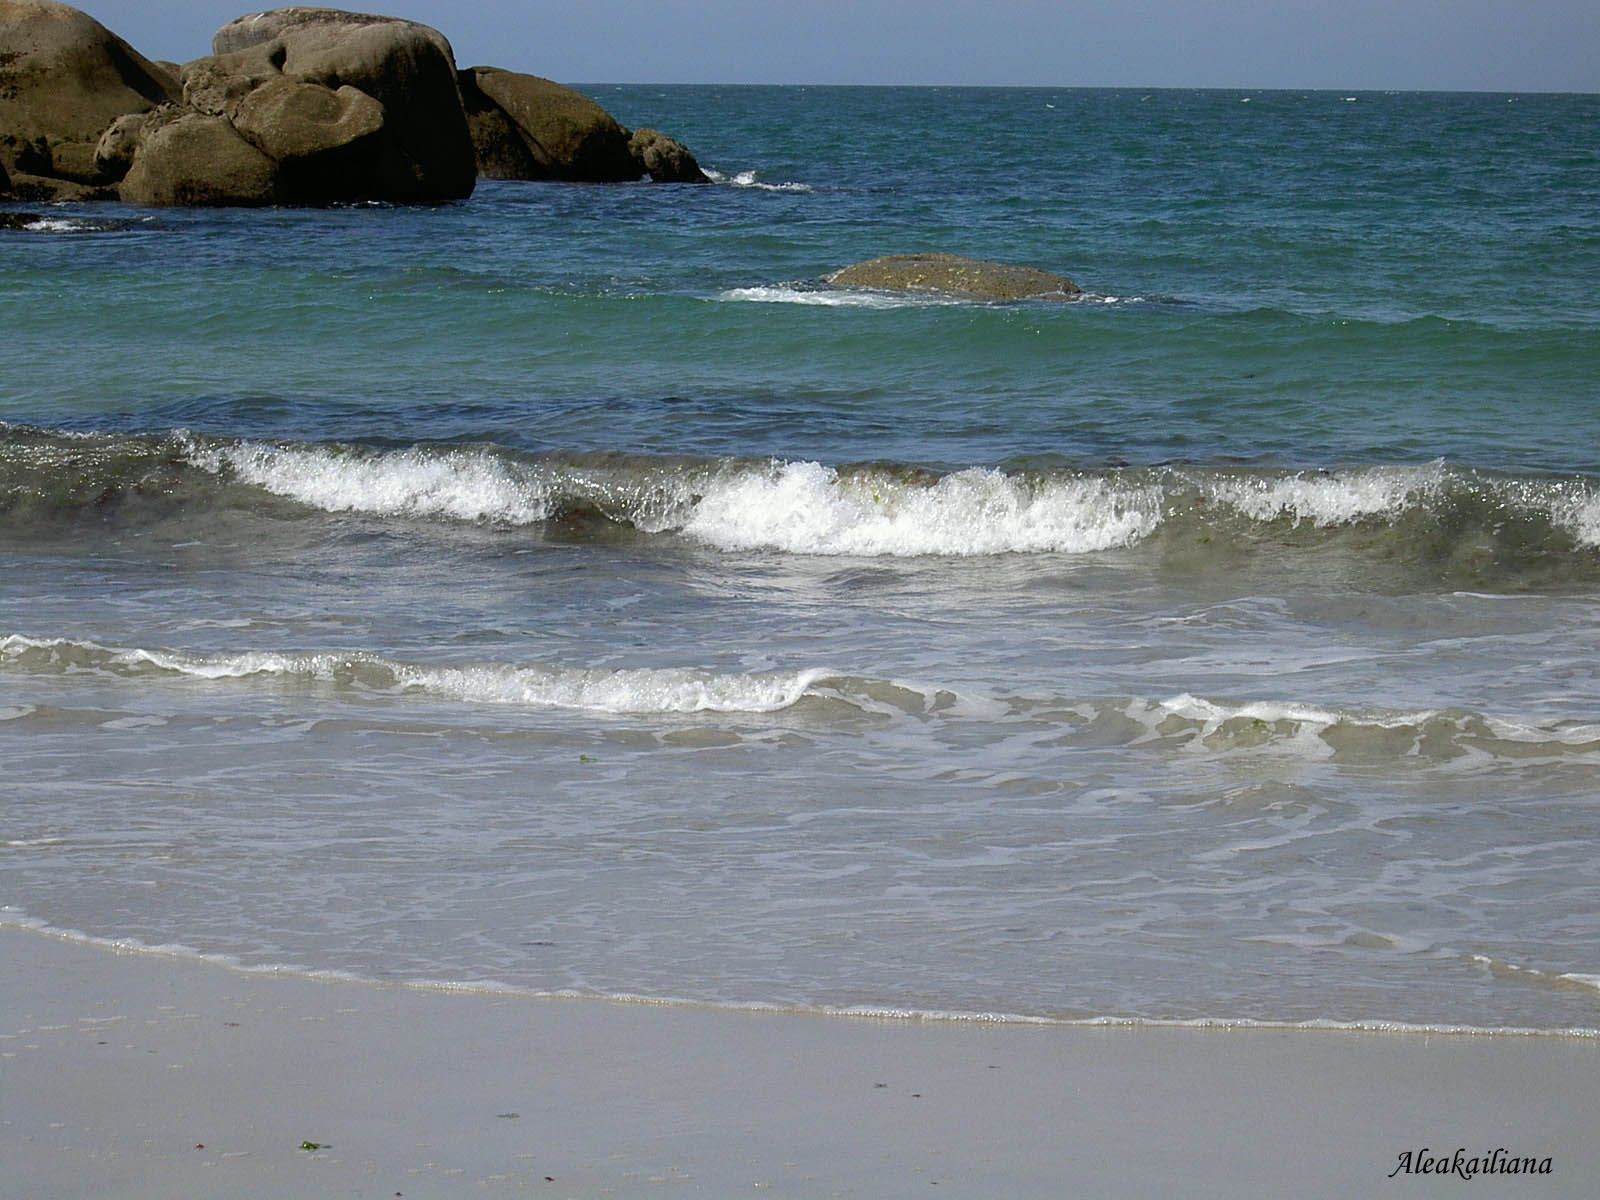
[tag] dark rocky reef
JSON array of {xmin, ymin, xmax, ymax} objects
[
  {"xmin": 0, "ymin": 2, "xmax": 709, "ymax": 206},
  {"xmin": 825, "ymin": 254, "xmax": 1082, "ymax": 301}
]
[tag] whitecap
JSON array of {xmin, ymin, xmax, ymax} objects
[
  {"xmin": 675, "ymin": 461, "xmax": 1164, "ymax": 556},
  {"xmin": 717, "ymin": 284, "xmax": 966, "ymax": 309},
  {"xmin": 184, "ymin": 438, "xmax": 553, "ymax": 524},
  {"xmin": 1203, "ymin": 461, "xmax": 1445, "ymax": 526},
  {"xmin": 702, "ymin": 167, "xmax": 813, "ymax": 192}
]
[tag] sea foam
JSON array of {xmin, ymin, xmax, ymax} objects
[
  {"xmin": 676, "ymin": 461, "xmax": 1163, "ymax": 556},
  {"xmin": 1202, "ymin": 461, "xmax": 1446, "ymax": 525},
  {"xmin": 0, "ymin": 635, "xmax": 831, "ymax": 714},
  {"xmin": 187, "ymin": 439, "xmax": 554, "ymax": 524}
]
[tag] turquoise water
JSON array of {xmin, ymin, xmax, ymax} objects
[{"xmin": 3, "ymin": 88, "xmax": 1600, "ymax": 1032}]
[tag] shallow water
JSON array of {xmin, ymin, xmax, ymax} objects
[{"xmin": 3, "ymin": 87, "xmax": 1599, "ymax": 1033}]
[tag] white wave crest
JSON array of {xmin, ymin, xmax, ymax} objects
[
  {"xmin": 22, "ymin": 217, "xmax": 99, "ymax": 233},
  {"xmin": 678, "ymin": 461, "xmax": 1163, "ymax": 556},
  {"xmin": 1551, "ymin": 489, "xmax": 1600, "ymax": 548},
  {"xmin": 1205, "ymin": 462, "xmax": 1445, "ymax": 526},
  {"xmin": 718, "ymin": 284, "xmax": 965, "ymax": 309},
  {"xmin": 185, "ymin": 439, "xmax": 553, "ymax": 524},
  {"xmin": 703, "ymin": 167, "xmax": 813, "ymax": 192}
]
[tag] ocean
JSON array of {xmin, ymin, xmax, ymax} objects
[{"xmin": 3, "ymin": 86, "xmax": 1599, "ymax": 1036}]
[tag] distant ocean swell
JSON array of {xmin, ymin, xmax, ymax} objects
[
  {"xmin": 7, "ymin": 634, "xmax": 1599, "ymax": 767},
  {"xmin": 4, "ymin": 425, "xmax": 1600, "ymax": 576}
]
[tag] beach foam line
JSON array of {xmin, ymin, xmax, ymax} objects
[
  {"xmin": 0, "ymin": 635, "xmax": 835, "ymax": 715},
  {"xmin": 3, "ymin": 913, "xmax": 1595, "ymax": 1039}
]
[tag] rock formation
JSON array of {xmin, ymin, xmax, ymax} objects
[
  {"xmin": 626, "ymin": 127, "xmax": 707, "ymax": 184},
  {"xmin": 0, "ymin": 3, "xmax": 710, "ymax": 206},
  {"xmin": 460, "ymin": 66, "xmax": 707, "ymax": 184},
  {"xmin": 0, "ymin": 0, "xmax": 178, "ymax": 198},
  {"xmin": 825, "ymin": 254, "xmax": 1082, "ymax": 301}
]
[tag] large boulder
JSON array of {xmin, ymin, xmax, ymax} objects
[
  {"xmin": 210, "ymin": 7, "xmax": 475, "ymax": 201},
  {"xmin": 119, "ymin": 109, "xmax": 279, "ymax": 206},
  {"xmin": 460, "ymin": 66, "xmax": 639, "ymax": 182},
  {"xmin": 0, "ymin": 0, "xmax": 180, "ymax": 183},
  {"xmin": 824, "ymin": 254, "xmax": 1082, "ymax": 301},
  {"xmin": 627, "ymin": 127, "xmax": 707, "ymax": 183},
  {"xmin": 112, "ymin": 6, "xmax": 476, "ymax": 205}
]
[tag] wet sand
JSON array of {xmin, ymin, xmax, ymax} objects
[{"xmin": 3, "ymin": 926, "xmax": 1597, "ymax": 1198}]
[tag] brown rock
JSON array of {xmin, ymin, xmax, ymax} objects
[
  {"xmin": 229, "ymin": 76, "xmax": 383, "ymax": 161},
  {"xmin": 461, "ymin": 66, "xmax": 639, "ymax": 183},
  {"xmin": 5, "ymin": 167, "xmax": 116, "ymax": 200},
  {"xmin": 180, "ymin": 46, "xmax": 281, "ymax": 118},
  {"xmin": 459, "ymin": 70, "xmax": 539, "ymax": 180},
  {"xmin": 93, "ymin": 107, "xmax": 155, "ymax": 181},
  {"xmin": 119, "ymin": 110, "xmax": 279, "ymax": 206},
  {"xmin": 0, "ymin": 0, "xmax": 180, "ymax": 183},
  {"xmin": 627, "ymin": 127, "xmax": 707, "ymax": 183},
  {"xmin": 824, "ymin": 254, "xmax": 1082, "ymax": 301},
  {"xmin": 211, "ymin": 6, "xmax": 453, "ymax": 61},
  {"xmin": 213, "ymin": 8, "xmax": 475, "ymax": 201}
]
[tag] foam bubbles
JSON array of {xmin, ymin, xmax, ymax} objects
[
  {"xmin": 189, "ymin": 440, "xmax": 550, "ymax": 524},
  {"xmin": 1, "ymin": 634, "xmax": 832, "ymax": 715},
  {"xmin": 1204, "ymin": 462, "xmax": 1445, "ymax": 526},
  {"xmin": 717, "ymin": 284, "xmax": 966, "ymax": 309},
  {"xmin": 703, "ymin": 168, "xmax": 813, "ymax": 192},
  {"xmin": 679, "ymin": 462, "xmax": 1163, "ymax": 556}
]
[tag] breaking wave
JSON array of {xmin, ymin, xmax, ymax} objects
[
  {"xmin": 0, "ymin": 635, "xmax": 833, "ymax": 715},
  {"xmin": 4, "ymin": 424, "xmax": 1600, "ymax": 577},
  {"xmin": 703, "ymin": 167, "xmax": 814, "ymax": 192},
  {"xmin": 6, "ymin": 632, "xmax": 1598, "ymax": 765}
]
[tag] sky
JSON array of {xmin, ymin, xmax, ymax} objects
[{"xmin": 81, "ymin": 1, "xmax": 1600, "ymax": 92}]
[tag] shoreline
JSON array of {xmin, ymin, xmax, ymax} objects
[{"xmin": 5, "ymin": 927, "xmax": 1599, "ymax": 1198}]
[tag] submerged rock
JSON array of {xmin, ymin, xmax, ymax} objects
[{"xmin": 825, "ymin": 253, "xmax": 1081, "ymax": 301}]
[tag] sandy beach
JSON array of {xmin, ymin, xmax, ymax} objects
[{"xmin": 3, "ymin": 926, "xmax": 1596, "ymax": 1198}]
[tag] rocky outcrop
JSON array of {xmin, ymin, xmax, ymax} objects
[
  {"xmin": 627, "ymin": 127, "xmax": 708, "ymax": 183},
  {"xmin": 824, "ymin": 254, "xmax": 1082, "ymax": 301},
  {"xmin": 119, "ymin": 7, "xmax": 478, "ymax": 205},
  {"xmin": 460, "ymin": 66, "xmax": 707, "ymax": 184},
  {"xmin": 215, "ymin": 9, "xmax": 476, "ymax": 201},
  {"xmin": 0, "ymin": 0, "xmax": 180, "ymax": 186},
  {"xmin": 1, "ymin": 3, "xmax": 708, "ymax": 205},
  {"xmin": 460, "ymin": 67, "xmax": 636, "ymax": 182},
  {"xmin": 119, "ymin": 108, "xmax": 280, "ymax": 206}
]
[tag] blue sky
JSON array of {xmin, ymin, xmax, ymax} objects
[{"xmin": 87, "ymin": 1, "xmax": 1599, "ymax": 92}]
